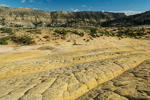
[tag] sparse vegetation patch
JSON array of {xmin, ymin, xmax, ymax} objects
[
  {"xmin": 0, "ymin": 36, "xmax": 10, "ymax": 45},
  {"xmin": 11, "ymin": 35, "xmax": 35, "ymax": 45}
]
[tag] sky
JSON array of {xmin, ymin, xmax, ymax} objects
[{"xmin": 0, "ymin": 0, "xmax": 150, "ymax": 15}]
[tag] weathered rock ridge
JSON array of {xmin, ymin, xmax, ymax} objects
[
  {"xmin": 102, "ymin": 10, "xmax": 150, "ymax": 27},
  {"xmin": 0, "ymin": 6, "xmax": 126, "ymax": 27}
]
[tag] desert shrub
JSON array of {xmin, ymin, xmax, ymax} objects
[
  {"xmin": 111, "ymin": 32, "xmax": 116, "ymax": 36},
  {"xmin": 55, "ymin": 29, "xmax": 67, "ymax": 36},
  {"xmin": 14, "ymin": 24, "xmax": 23, "ymax": 27},
  {"xmin": 137, "ymin": 32, "xmax": 143, "ymax": 36},
  {"xmin": 141, "ymin": 27, "xmax": 145, "ymax": 32},
  {"xmin": 78, "ymin": 32, "xmax": 84, "ymax": 37},
  {"xmin": 117, "ymin": 31, "xmax": 124, "ymax": 37},
  {"xmin": 104, "ymin": 31, "xmax": 110, "ymax": 36},
  {"xmin": 43, "ymin": 35, "xmax": 49, "ymax": 39},
  {"xmin": 90, "ymin": 32, "xmax": 96, "ymax": 38},
  {"xmin": 73, "ymin": 31, "xmax": 84, "ymax": 37},
  {"xmin": 113, "ymin": 29, "xmax": 116, "ymax": 31},
  {"xmin": 87, "ymin": 39, "xmax": 90, "ymax": 42},
  {"xmin": 62, "ymin": 29, "xmax": 67, "ymax": 36},
  {"xmin": 96, "ymin": 35, "xmax": 100, "ymax": 37},
  {"xmin": 53, "ymin": 33, "xmax": 56, "ymax": 35},
  {"xmin": 27, "ymin": 28, "xmax": 41, "ymax": 34},
  {"xmin": 11, "ymin": 35, "xmax": 35, "ymax": 45},
  {"xmin": 55, "ymin": 29, "xmax": 61, "ymax": 34},
  {"xmin": 73, "ymin": 30, "xmax": 79, "ymax": 34},
  {"xmin": 0, "ymin": 36, "xmax": 10, "ymax": 45},
  {"xmin": 27, "ymin": 29, "xmax": 34, "ymax": 33},
  {"xmin": 55, "ymin": 35, "xmax": 60, "ymax": 37},
  {"xmin": 90, "ymin": 28, "xmax": 97, "ymax": 34},
  {"xmin": 90, "ymin": 28, "xmax": 97, "ymax": 38},
  {"xmin": 0, "ymin": 27, "xmax": 13, "ymax": 34}
]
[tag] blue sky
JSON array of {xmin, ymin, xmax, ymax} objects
[{"xmin": 0, "ymin": 0, "xmax": 150, "ymax": 15}]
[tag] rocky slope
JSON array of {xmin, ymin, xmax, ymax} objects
[
  {"xmin": 102, "ymin": 10, "xmax": 150, "ymax": 27},
  {"xmin": 0, "ymin": 6, "xmax": 126, "ymax": 27}
]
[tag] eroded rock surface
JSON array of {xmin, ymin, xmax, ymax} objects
[
  {"xmin": 0, "ymin": 53, "xmax": 149, "ymax": 100},
  {"xmin": 0, "ymin": 37, "xmax": 150, "ymax": 100},
  {"xmin": 77, "ymin": 60, "xmax": 150, "ymax": 100}
]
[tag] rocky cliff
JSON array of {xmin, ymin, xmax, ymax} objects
[
  {"xmin": 0, "ymin": 6, "xmax": 126, "ymax": 27},
  {"xmin": 101, "ymin": 10, "xmax": 150, "ymax": 27}
]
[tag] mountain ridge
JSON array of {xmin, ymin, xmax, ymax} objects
[
  {"xmin": 0, "ymin": 6, "xmax": 126, "ymax": 27},
  {"xmin": 101, "ymin": 10, "xmax": 150, "ymax": 27}
]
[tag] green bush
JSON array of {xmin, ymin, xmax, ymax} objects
[
  {"xmin": 14, "ymin": 24, "xmax": 23, "ymax": 27},
  {"xmin": 0, "ymin": 27, "xmax": 13, "ymax": 34},
  {"xmin": 104, "ymin": 31, "xmax": 110, "ymax": 36},
  {"xmin": 11, "ymin": 35, "xmax": 35, "ymax": 45},
  {"xmin": 78, "ymin": 32, "xmax": 84, "ymax": 37},
  {"xmin": 43, "ymin": 35, "xmax": 49, "ymax": 39},
  {"xmin": 0, "ymin": 36, "xmax": 10, "ymax": 45},
  {"xmin": 90, "ymin": 28, "xmax": 97, "ymax": 33},
  {"xmin": 55, "ymin": 29, "xmax": 61, "ymax": 34},
  {"xmin": 55, "ymin": 29, "xmax": 67, "ymax": 36},
  {"xmin": 87, "ymin": 39, "xmax": 90, "ymax": 42},
  {"xmin": 117, "ymin": 31, "xmax": 124, "ymax": 37},
  {"xmin": 62, "ymin": 29, "xmax": 67, "ymax": 36},
  {"xmin": 96, "ymin": 35, "xmax": 100, "ymax": 37},
  {"xmin": 137, "ymin": 32, "xmax": 143, "ymax": 36},
  {"xmin": 90, "ymin": 32, "xmax": 96, "ymax": 38},
  {"xmin": 111, "ymin": 32, "xmax": 116, "ymax": 36},
  {"xmin": 27, "ymin": 28, "xmax": 41, "ymax": 34},
  {"xmin": 27, "ymin": 29, "xmax": 34, "ymax": 33}
]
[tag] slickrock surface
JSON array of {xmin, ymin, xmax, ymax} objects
[
  {"xmin": 77, "ymin": 60, "xmax": 150, "ymax": 100},
  {"xmin": 0, "ymin": 37, "xmax": 150, "ymax": 100}
]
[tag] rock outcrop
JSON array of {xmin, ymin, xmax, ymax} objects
[
  {"xmin": 102, "ymin": 10, "xmax": 150, "ymax": 27},
  {"xmin": 0, "ymin": 6, "xmax": 126, "ymax": 27},
  {"xmin": 0, "ymin": 36, "xmax": 150, "ymax": 100}
]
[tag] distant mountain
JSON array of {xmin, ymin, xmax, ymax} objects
[
  {"xmin": 101, "ymin": 10, "xmax": 150, "ymax": 27},
  {"xmin": 0, "ymin": 6, "xmax": 126, "ymax": 27}
]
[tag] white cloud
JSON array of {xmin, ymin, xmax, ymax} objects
[
  {"xmin": 33, "ymin": 8, "xmax": 38, "ymax": 10},
  {"xmin": 82, "ymin": 5, "xmax": 86, "ymax": 7},
  {"xmin": 39, "ymin": 2, "xmax": 42, "ymax": 4},
  {"xmin": 88, "ymin": 7, "xmax": 92, "ymax": 10},
  {"xmin": 47, "ymin": 0, "xmax": 52, "ymax": 3},
  {"xmin": 0, "ymin": 4, "xmax": 9, "ymax": 7},
  {"xmin": 74, "ymin": 9, "xmax": 80, "ymax": 12},
  {"xmin": 29, "ymin": 0, "xmax": 34, "ymax": 2},
  {"xmin": 71, "ymin": 8, "xmax": 80, "ymax": 12},
  {"xmin": 21, "ymin": 0, "xmax": 25, "ymax": 3},
  {"xmin": 110, "ymin": 10, "xmax": 142, "ymax": 16}
]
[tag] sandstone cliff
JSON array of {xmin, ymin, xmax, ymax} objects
[
  {"xmin": 0, "ymin": 6, "xmax": 126, "ymax": 27},
  {"xmin": 101, "ymin": 10, "xmax": 150, "ymax": 27}
]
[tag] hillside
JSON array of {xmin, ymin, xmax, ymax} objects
[
  {"xmin": 101, "ymin": 10, "xmax": 150, "ymax": 27},
  {"xmin": 0, "ymin": 6, "xmax": 126, "ymax": 27}
]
